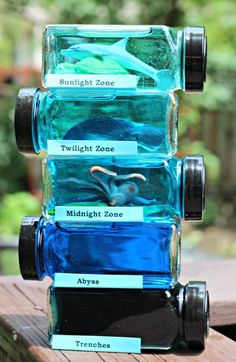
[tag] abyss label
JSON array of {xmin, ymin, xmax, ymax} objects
[{"xmin": 54, "ymin": 273, "xmax": 143, "ymax": 289}]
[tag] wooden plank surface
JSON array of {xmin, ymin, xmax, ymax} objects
[{"xmin": 0, "ymin": 259, "xmax": 236, "ymax": 361}]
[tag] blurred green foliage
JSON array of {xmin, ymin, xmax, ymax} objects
[
  {"xmin": 0, "ymin": 191, "xmax": 40, "ymax": 275},
  {"xmin": 0, "ymin": 192, "xmax": 40, "ymax": 235},
  {"xmin": 0, "ymin": 95, "xmax": 28, "ymax": 195},
  {"xmin": 181, "ymin": 140, "xmax": 221, "ymax": 184},
  {"xmin": 0, "ymin": 251, "xmax": 20, "ymax": 274},
  {"xmin": 199, "ymin": 196, "xmax": 221, "ymax": 227}
]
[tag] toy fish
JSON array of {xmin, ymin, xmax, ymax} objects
[
  {"xmin": 63, "ymin": 116, "xmax": 164, "ymax": 152},
  {"xmin": 61, "ymin": 38, "xmax": 163, "ymax": 81}
]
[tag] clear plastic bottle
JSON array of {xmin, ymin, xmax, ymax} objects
[
  {"xmin": 14, "ymin": 88, "xmax": 178, "ymax": 156},
  {"xmin": 19, "ymin": 216, "xmax": 181, "ymax": 289},
  {"xmin": 48, "ymin": 282, "xmax": 209, "ymax": 351},
  {"xmin": 42, "ymin": 25, "xmax": 207, "ymax": 97},
  {"xmin": 42, "ymin": 155, "xmax": 205, "ymax": 223}
]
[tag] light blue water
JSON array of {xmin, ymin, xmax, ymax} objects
[
  {"xmin": 43, "ymin": 157, "xmax": 182, "ymax": 221},
  {"xmin": 34, "ymin": 90, "xmax": 178, "ymax": 156},
  {"xmin": 43, "ymin": 25, "xmax": 183, "ymax": 96}
]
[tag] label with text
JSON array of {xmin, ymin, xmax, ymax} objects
[
  {"xmin": 55, "ymin": 206, "xmax": 144, "ymax": 222},
  {"xmin": 51, "ymin": 335, "xmax": 141, "ymax": 353},
  {"xmin": 54, "ymin": 273, "xmax": 143, "ymax": 289},
  {"xmin": 46, "ymin": 74, "xmax": 137, "ymax": 88},
  {"xmin": 47, "ymin": 140, "xmax": 137, "ymax": 156}
]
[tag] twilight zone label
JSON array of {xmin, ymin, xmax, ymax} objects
[
  {"xmin": 46, "ymin": 74, "xmax": 137, "ymax": 88},
  {"xmin": 54, "ymin": 273, "xmax": 143, "ymax": 289},
  {"xmin": 51, "ymin": 335, "xmax": 141, "ymax": 353},
  {"xmin": 55, "ymin": 206, "xmax": 144, "ymax": 222},
  {"xmin": 47, "ymin": 140, "xmax": 137, "ymax": 156}
]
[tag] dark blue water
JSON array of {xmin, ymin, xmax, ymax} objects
[{"xmin": 40, "ymin": 219, "xmax": 180, "ymax": 289}]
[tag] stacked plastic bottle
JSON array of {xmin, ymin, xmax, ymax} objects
[{"xmin": 15, "ymin": 25, "xmax": 209, "ymax": 353}]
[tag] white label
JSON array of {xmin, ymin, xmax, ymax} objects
[
  {"xmin": 55, "ymin": 206, "xmax": 144, "ymax": 222},
  {"xmin": 46, "ymin": 74, "xmax": 137, "ymax": 88},
  {"xmin": 47, "ymin": 140, "xmax": 137, "ymax": 156},
  {"xmin": 54, "ymin": 273, "xmax": 143, "ymax": 289},
  {"xmin": 51, "ymin": 335, "xmax": 141, "ymax": 353}
]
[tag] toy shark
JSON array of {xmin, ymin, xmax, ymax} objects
[{"xmin": 61, "ymin": 38, "xmax": 162, "ymax": 81}]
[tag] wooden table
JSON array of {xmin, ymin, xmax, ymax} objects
[{"xmin": 0, "ymin": 259, "xmax": 236, "ymax": 361}]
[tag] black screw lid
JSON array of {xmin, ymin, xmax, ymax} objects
[
  {"xmin": 182, "ymin": 155, "xmax": 205, "ymax": 221},
  {"xmin": 18, "ymin": 216, "xmax": 41, "ymax": 280},
  {"xmin": 14, "ymin": 88, "xmax": 38, "ymax": 154},
  {"xmin": 184, "ymin": 281, "xmax": 209, "ymax": 349},
  {"xmin": 184, "ymin": 26, "xmax": 207, "ymax": 92}
]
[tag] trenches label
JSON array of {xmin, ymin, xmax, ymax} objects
[{"xmin": 51, "ymin": 335, "xmax": 141, "ymax": 353}]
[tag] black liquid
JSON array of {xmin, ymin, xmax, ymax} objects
[{"xmin": 49, "ymin": 285, "xmax": 183, "ymax": 349}]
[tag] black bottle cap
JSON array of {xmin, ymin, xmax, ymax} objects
[
  {"xmin": 182, "ymin": 155, "xmax": 205, "ymax": 221},
  {"xmin": 184, "ymin": 281, "xmax": 209, "ymax": 349},
  {"xmin": 18, "ymin": 216, "xmax": 42, "ymax": 280},
  {"xmin": 14, "ymin": 88, "xmax": 38, "ymax": 154},
  {"xmin": 184, "ymin": 27, "xmax": 207, "ymax": 92}
]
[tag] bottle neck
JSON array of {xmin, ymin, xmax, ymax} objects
[
  {"xmin": 32, "ymin": 89, "xmax": 41, "ymax": 154},
  {"xmin": 35, "ymin": 218, "xmax": 46, "ymax": 279}
]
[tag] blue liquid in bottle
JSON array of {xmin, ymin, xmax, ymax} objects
[
  {"xmin": 15, "ymin": 88, "xmax": 178, "ymax": 157},
  {"xmin": 42, "ymin": 25, "xmax": 206, "ymax": 97},
  {"xmin": 19, "ymin": 216, "xmax": 181, "ymax": 289},
  {"xmin": 43, "ymin": 157, "xmax": 183, "ymax": 223}
]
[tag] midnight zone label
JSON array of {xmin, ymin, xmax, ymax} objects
[
  {"xmin": 55, "ymin": 206, "xmax": 144, "ymax": 222},
  {"xmin": 66, "ymin": 209, "xmax": 124, "ymax": 219}
]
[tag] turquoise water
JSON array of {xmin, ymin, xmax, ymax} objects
[
  {"xmin": 43, "ymin": 25, "xmax": 183, "ymax": 96},
  {"xmin": 34, "ymin": 90, "xmax": 178, "ymax": 156},
  {"xmin": 42, "ymin": 157, "xmax": 182, "ymax": 221}
]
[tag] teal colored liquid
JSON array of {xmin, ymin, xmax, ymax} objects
[
  {"xmin": 35, "ymin": 91, "xmax": 178, "ymax": 156},
  {"xmin": 43, "ymin": 157, "xmax": 182, "ymax": 222},
  {"xmin": 43, "ymin": 25, "xmax": 183, "ymax": 96}
]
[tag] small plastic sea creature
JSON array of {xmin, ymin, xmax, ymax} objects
[
  {"xmin": 61, "ymin": 38, "xmax": 166, "ymax": 82},
  {"xmin": 58, "ymin": 166, "xmax": 155, "ymax": 206},
  {"xmin": 75, "ymin": 56, "xmax": 129, "ymax": 75},
  {"xmin": 55, "ymin": 63, "xmax": 77, "ymax": 74},
  {"xmin": 63, "ymin": 116, "xmax": 164, "ymax": 152}
]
